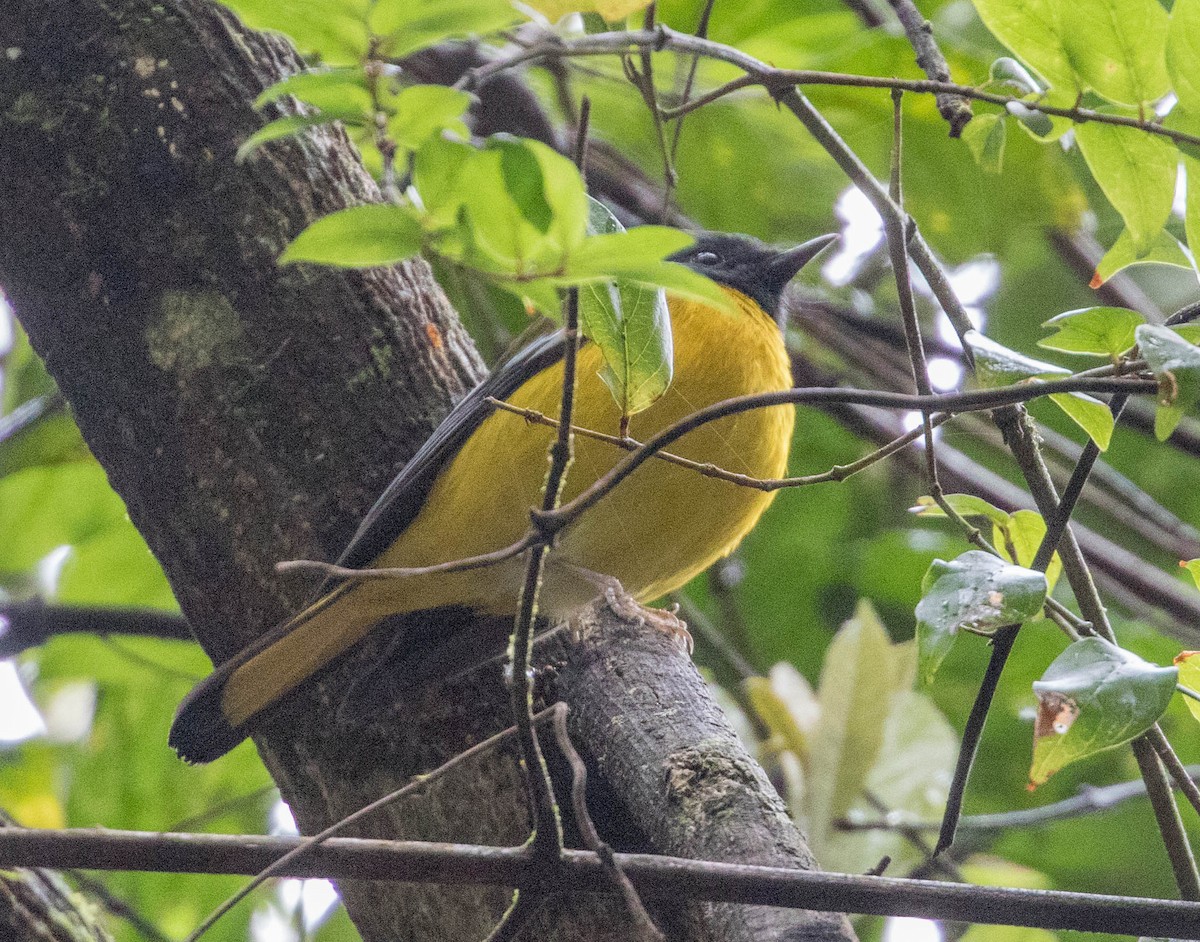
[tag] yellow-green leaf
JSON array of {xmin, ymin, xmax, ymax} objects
[
  {"xmin": 1058, "ymin": 0, "xmax": 1170, "ymax": 106},
  {"xmin": 1168, "ymin": 0, "xmax": 1200, "ymax": 114},
  {"xmin": 1075, "ymin": 123, "xmax": 1178, "ymax": 255},
  {"xmin": 1175, "ymin": 650, "xmax": 1200, "ymax": 724},
  {"xmin": 280, "ymin": 204, "xmax": 423, "ymax": 267},
  {"xmin": 1048, "ymin": 392, "xmax": 1115, "ymax": 450},
  {"xmin": 1090, "ymin": 227, "xmax": 1197, "ymax": 288},
  {"xmin": 1039, "ymin": 306, "xmax": 1145, "ymax": 358}
]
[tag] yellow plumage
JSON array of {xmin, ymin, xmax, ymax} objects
[
  {"xmin": 170, "ymin": 231, "xmax": 836, "ymax": 762},
  {"xmin": 219, "ymin": 288, "xmax": 793, "ymax": 728}
]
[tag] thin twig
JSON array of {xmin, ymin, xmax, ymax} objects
[
  {"xmin": 489, "ymin": 396, "xmax": 953, "ymax": 490},
  {"xmin": 537, "ymin": 380, "xmax": 1156, "ymax": 539},
  {"xmin": 552, "ymin": 704, "xmax": 665, "ymax": 940},
  {"xmin": 279, "ymin": 378, "xmax": 1156, "ymax": 592},
  {"xmin": 994, "ymin": 406, "xmax": 1200, "ymax": 898},
  {"xmin": 839, "ymin": 765, "xmax": 1200, "ymax": 832},
  {"xmin": 882, "ymin": 0, "xmax": 972, "ymax": 135},
  {"xmin": 937, "ymin": 395, "xmax": 1132, "ymax": 854},
  {"xmin": 664, "ymin": 0, "xmax": 717, "ymax": 215},
  {"xmin": 489, "ymin": 97, "xmax": 598, "ymax": 942},
  {"xmin": 0, "ymin": 601, "xmax": 191, "ymax": 658},
  {"xmin": 0, "ymin": 391, "xmax": 64, "ymax": 446},
  {"xmin": 623, "ymin": 5, "xmax": 676, "ymax": 208},
  {"xmin": 1146, "ymin": 725, "xmax": 1200, "ymax": 821},
  {"xmin": 1132, "ymin": 736, "xmax": 1200, "ymax": 900},
  {"xmin": 181, "ymin": 708, "xmax": 563, "ymax": 942},
  {"xmin": 274, "ymin": 535, "xmax": 536, "ymax": 581},
  {"xmin": 456, "ymin": 29, "xmax": 1200, "ymax": 152}
]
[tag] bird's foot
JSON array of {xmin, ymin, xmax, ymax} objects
[{"xmin": 603, "ymin": 583, "xmax": 693, "ymax": 655}]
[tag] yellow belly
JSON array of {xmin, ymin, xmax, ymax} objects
[
  {"xmin": 367, "ymin": 287, "xmax": 795, "ymax": 619},
  {"xmin": 216, "ymin": 288, "xmax": 795, "ymax": 731}
]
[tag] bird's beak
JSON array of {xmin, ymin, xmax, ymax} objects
[{"xmin": 767, "ymin": 233, "xmax": 840, "ymax": 287}]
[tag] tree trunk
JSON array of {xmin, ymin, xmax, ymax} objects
[{"xmin": 0, "ymin": 3, "xmax": 856, "ymax": 940}]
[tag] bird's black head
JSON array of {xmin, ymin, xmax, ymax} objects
[{"xmin": 669, "ymin": 232, "xmax": 838, "ymax": 321}]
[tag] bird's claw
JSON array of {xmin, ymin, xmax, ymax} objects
[{"xmin": 603, "ymin": 585, "xmax": 693, "ymax": 655}]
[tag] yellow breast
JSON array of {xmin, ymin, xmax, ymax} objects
[{"xmin": 370, "ymin": 287, "xmax": 795, "ymax": 618}]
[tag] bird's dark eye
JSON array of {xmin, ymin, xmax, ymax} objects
[{"xmin": 695, "ymin": 251, "xmax": 720, "ymax": 265}]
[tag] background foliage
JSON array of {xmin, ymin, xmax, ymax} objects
[{"xmin": 2, "ymin": 0, "xmax": 1199, "ymax": 939}]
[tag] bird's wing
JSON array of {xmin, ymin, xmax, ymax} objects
[{"xmin": 330, "ymin": 328, "xmax": 568, "ymax": 574}]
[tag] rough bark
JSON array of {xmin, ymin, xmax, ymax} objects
[
  {"xmin": 0, "ymin": 3, "xmax": 856, "ymax": 941},
  {"xmin": 0, "ymin": 868, "xmax": 113, "ymax": 942}
]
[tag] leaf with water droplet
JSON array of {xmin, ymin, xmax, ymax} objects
[
  {"xmin": 916, "ymin": 551, "xmax": 1047, "ymax": 684},
  {"xmin": 1030, "ymin": 638, "xmax": 1176, "ymax": 785}
]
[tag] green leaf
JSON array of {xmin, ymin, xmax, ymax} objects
[
  {"xmin": 370, "ymin": 0, "xmax": 519, "ymax": 59},
  {"xmin": 972, "ymin": 0, "xmax": 1079, "ymax": 96},
  {"xmin": 0, "ymin": 463, "xmax": 127, "ymax": 571},
  {"xmin": 585, "ymin": 196, "xmax": 623, "ymax": 237},
  {"xmin": 0, "ymin": 461, "xmax": 176, "ymax": 609},
  {"xmin": 1176, "ymin": 650, "xmax": 1200, "ymax": 725},
  {"xmin": 806, "ymin": 601, "xmax": 912, "ymax": 851},
  {"xmin": 1135, "ymin": 323, "xmax": 1200, "ymax": 440},
  {"xmin": 386, "ymin": 85, "xmax": 471, "ymax": 153},
  {"xmin": 575, "ymin": 199, "xmax": 675, "ymax": 417},
  {"xmin": 989, "ymin": 57, "xmax": 1045, "ymax": 97},
  {"xmin": 254, "ymin": 68, "xmax": 372, "ymax": 120},
  {"xmin": 820, "ymin": 689, "xmax": 956, "ymax": 876},
  {"xmin": 916, "ymin": 551, "xmax": 1048, "ymax": 685},
  {"xmin": 992, "ymin": 509, "xmax": 1062, "ymax": 593},
  {"xmin": 1187, "ymin": 157, "xmax": 1200, "ymax": 266},
  {"xmin": 1167, "ymin": 0, "xmax": 1200, "ymax": 115},
  {"xmin": 745, "ymin": 663, "xmax": 820, "ymax": 762},
  {"xmin": 1183, "ymin": 559, "xmax": 1200, "ymax": 591},
  {"xmin": 568, "ymin": 227, "xmax": 696, "ymax": 276},
  {"xmin": 964, "ymin": 330, "xmax": 1069, "ymax": 388},
  {"xmin": 1029, "ymin": 637, "xmax": 1176, "ymax": 785},
  {"xmin": 1075, "ymin": 123, "xmax": 1178, "ymax": 255},
  {"xmin": 1166, "ymin": 104, "xmax": 1200, "ymax": 162},
  {"xmin": 412, "ymin": 136, "xmax": 476, "ymax": 227},
  {"xmin": 910, "ymin": 493, "xmax": 1010, "ymax": 526},
  {"xmin": 1006, "ymin": 100, "xmax": 1062, "ymax": 140},
  {"xmin": 1090, "ymin": 227, "xmax": 1197, "ymax": 287},
  {"xmin": 280, "ymin": 203, "xmax": 423, "ymax": 267},
  {"xmin": 236, "ymin": 114, "xmax": 342, "ymax": 162},
  {"xmin": 581, "ymin": 281, "xmax": 674, "ymax": 419},
  {"xmin": 512, "ymin": 279, "xmax": 562, "ymax": 320},
  {"xmin": 1058, "ymin": 0, "xmax": 1170, "ymax": 106},
  {"xmin": 1038, "ymin": 306, "xmax": 1145, "ymax": 358},
  {"xmin": 452, "ymin": 137, "xmax": 587, "ymax": 274},
  {"xmin": 218, "ymin": 0, "xmax": 372, "ymax": 65},
  {"xmin": 493, "ymin": 137, "xmax": 554, "ymax": 235},
  {"xmin": 1174, "ymin": 323, "xmax": 1200, "ymax": 345},
  {"xmin": 1048, "ymin": 392, "xmax": 1115, "ymax": 451},
  {"xmin": 962, "ymin": 113, "xmax": 1007, "ymax": 174}
]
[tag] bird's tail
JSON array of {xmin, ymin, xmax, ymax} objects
[{"xmin": 169, "ymin": 583, "xmax": 387, "ymax": 763}]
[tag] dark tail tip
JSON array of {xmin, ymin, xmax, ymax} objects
[{"xmin": 169, "ymin": 672, "xmax": 248, "ymax": 764}]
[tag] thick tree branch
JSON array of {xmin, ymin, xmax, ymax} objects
[{"xmin": 0, "ymin": 4, "xmax": 853, "ymax": 941}]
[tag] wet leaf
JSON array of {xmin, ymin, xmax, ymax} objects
[
  {"xmin": 916, "ymin": 551, "xmax": 1047, "ymax": 684},
  {"xmin": 1135, "ymin": 324, "xmax": 1200, "ymax": 440},
  {"xmin": 1030, "ymin": 638, "xmax": 1176, "ymax": 785}
]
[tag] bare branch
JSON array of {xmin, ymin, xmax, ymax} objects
[{"xmin": 5, "ymin": 828, "xmax": 1200, "ymax": 937}]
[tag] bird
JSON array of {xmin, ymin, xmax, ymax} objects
[{"xmin": 169, "ymin": 230, "xmax": 837, "ymax": 762}]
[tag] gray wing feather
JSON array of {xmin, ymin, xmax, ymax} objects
[{"xmin": 332, "ymin": 330, "xmax": 567, "ymax": 573}]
